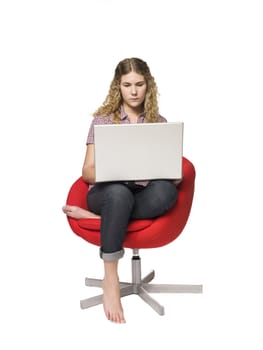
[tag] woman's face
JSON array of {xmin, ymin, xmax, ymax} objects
[{"xmin": 120, "ymin": 71, "xmax": 147, "ymax": 111}]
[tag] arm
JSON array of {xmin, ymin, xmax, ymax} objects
[
  {"xmin": 174, "ymin": 178, "xmax": 183, "ymax": 186},
  {"xmin": 82, "ymin": 144, "xmax": 96, "ymax": 184}
]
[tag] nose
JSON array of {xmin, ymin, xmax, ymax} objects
[{"xmin": 131, "ymin": 86, "xmax": 137, "ymax": 95}]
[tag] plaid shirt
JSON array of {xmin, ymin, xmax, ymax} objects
[{"xmin": 86, "ymin": 106, "xmax": 167, "ymax": 187}]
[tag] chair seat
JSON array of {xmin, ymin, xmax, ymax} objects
[
  {"xmin": 66, "ymin": 157, "xmax": 196, "ymax": 248},
  {"xmin": 78, "ymin": 218, "xmax": 153, "ymax": 232}
]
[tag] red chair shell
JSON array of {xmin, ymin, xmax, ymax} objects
[{"xmin": 66, "ymin": 157, "xmax": 195, "ymax": 249}]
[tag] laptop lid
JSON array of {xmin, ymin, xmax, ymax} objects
[{"xmin": 94, "ymin": 122, "xmax": 183, "ymax": 182}]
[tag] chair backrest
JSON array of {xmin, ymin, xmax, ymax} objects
[{"xmin": 65, "ymin": 157, "xmax": 196, "ymax": 249}]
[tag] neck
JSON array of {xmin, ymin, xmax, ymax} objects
[{"xmin": 123, "ymin": 104, "xmax": 143, "ymax": 117}]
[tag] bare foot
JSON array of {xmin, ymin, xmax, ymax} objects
[
  {"xmin": 62, "ymin": 205, "xmax": 100, "ymax": 219},
  {"xmin": 102, "ymin": 277, "xmax": 126, "ymax": 324}
]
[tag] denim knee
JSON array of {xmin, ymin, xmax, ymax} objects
[
  {"xmin": 153, "ymin": 180, "xmax": 177, "ymax": 208},
  {"xmin": 101, "ymin": 184, "xmax": 135, "ymax": 219},
  {"xmin": 145, "ymin": 180, "xmax": 177, "ymax": 216}
]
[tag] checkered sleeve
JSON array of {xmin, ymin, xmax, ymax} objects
[
  {"xmin": 86, "ymin": 118, "xmax": 95, "ymax": 144},
  {"xmin": 86, "ymin": 115, "xmax": 113, "ymax": 144}
]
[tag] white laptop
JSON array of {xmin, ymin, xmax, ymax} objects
[{"xmin": 93, "ymin": 122, "xmax": 183, "ymax": 183}]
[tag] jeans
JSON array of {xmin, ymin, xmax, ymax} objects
[{"xmin": 87, "ymin": 180, "xmax": 178, "ymax": 261}]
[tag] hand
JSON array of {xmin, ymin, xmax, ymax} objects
[{"xmin": 174, "ymin": 178, "xmax": 183, "ymax": 186}]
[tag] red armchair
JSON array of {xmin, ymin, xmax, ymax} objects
[{"xmin": 65, "ymin": 157, "xmax": 202, "ymax": 315}]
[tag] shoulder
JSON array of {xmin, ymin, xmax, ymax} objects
[
  {"xmin": 158, "ymin": 115, "xmax": 167, "ymax": 123},
  {"xmin": 87, "ymin": 114, "xmax": 113, "ymax": 144},
  {"xmin": 92, "ymin": 114, "xmax": 114, "ymax": 125}
]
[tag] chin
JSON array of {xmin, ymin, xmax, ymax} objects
[{"xmin": 128, "ymin": 102, "xmax": 142, "ymax": 108}]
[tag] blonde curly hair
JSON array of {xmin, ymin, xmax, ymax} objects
[{"xmin": 93, "ymin": 58, "xmax": 159, "ymax": 123}]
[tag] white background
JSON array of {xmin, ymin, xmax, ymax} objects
[{"xmin": 1, "ymin": 0, "xmax": 262, "ymax": 348}]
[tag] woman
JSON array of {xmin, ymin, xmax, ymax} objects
[{"xmin": 62, "ymin": 58, "xmax": 178, "ymax": 323}]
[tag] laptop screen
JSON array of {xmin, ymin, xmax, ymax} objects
[{"xmin": 94, "ymin": 122, "xmax": 183, "ymax": 182}]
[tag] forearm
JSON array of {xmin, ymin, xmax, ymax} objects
[
  {"xmin": 82, "ymin": 165, "xmax": 96, "ymax": 184},
  {"xmin": 82, "ymin": 144, "xmax": 96, "ymax": 184},
  {"xmin": 173, "ymin": 178, "xmax": 183, "ymax": 186}
]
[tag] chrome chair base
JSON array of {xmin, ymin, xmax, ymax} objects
[{"xmin": 80, "ymin": 249, "xmax": 203, "ymax": 315}]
